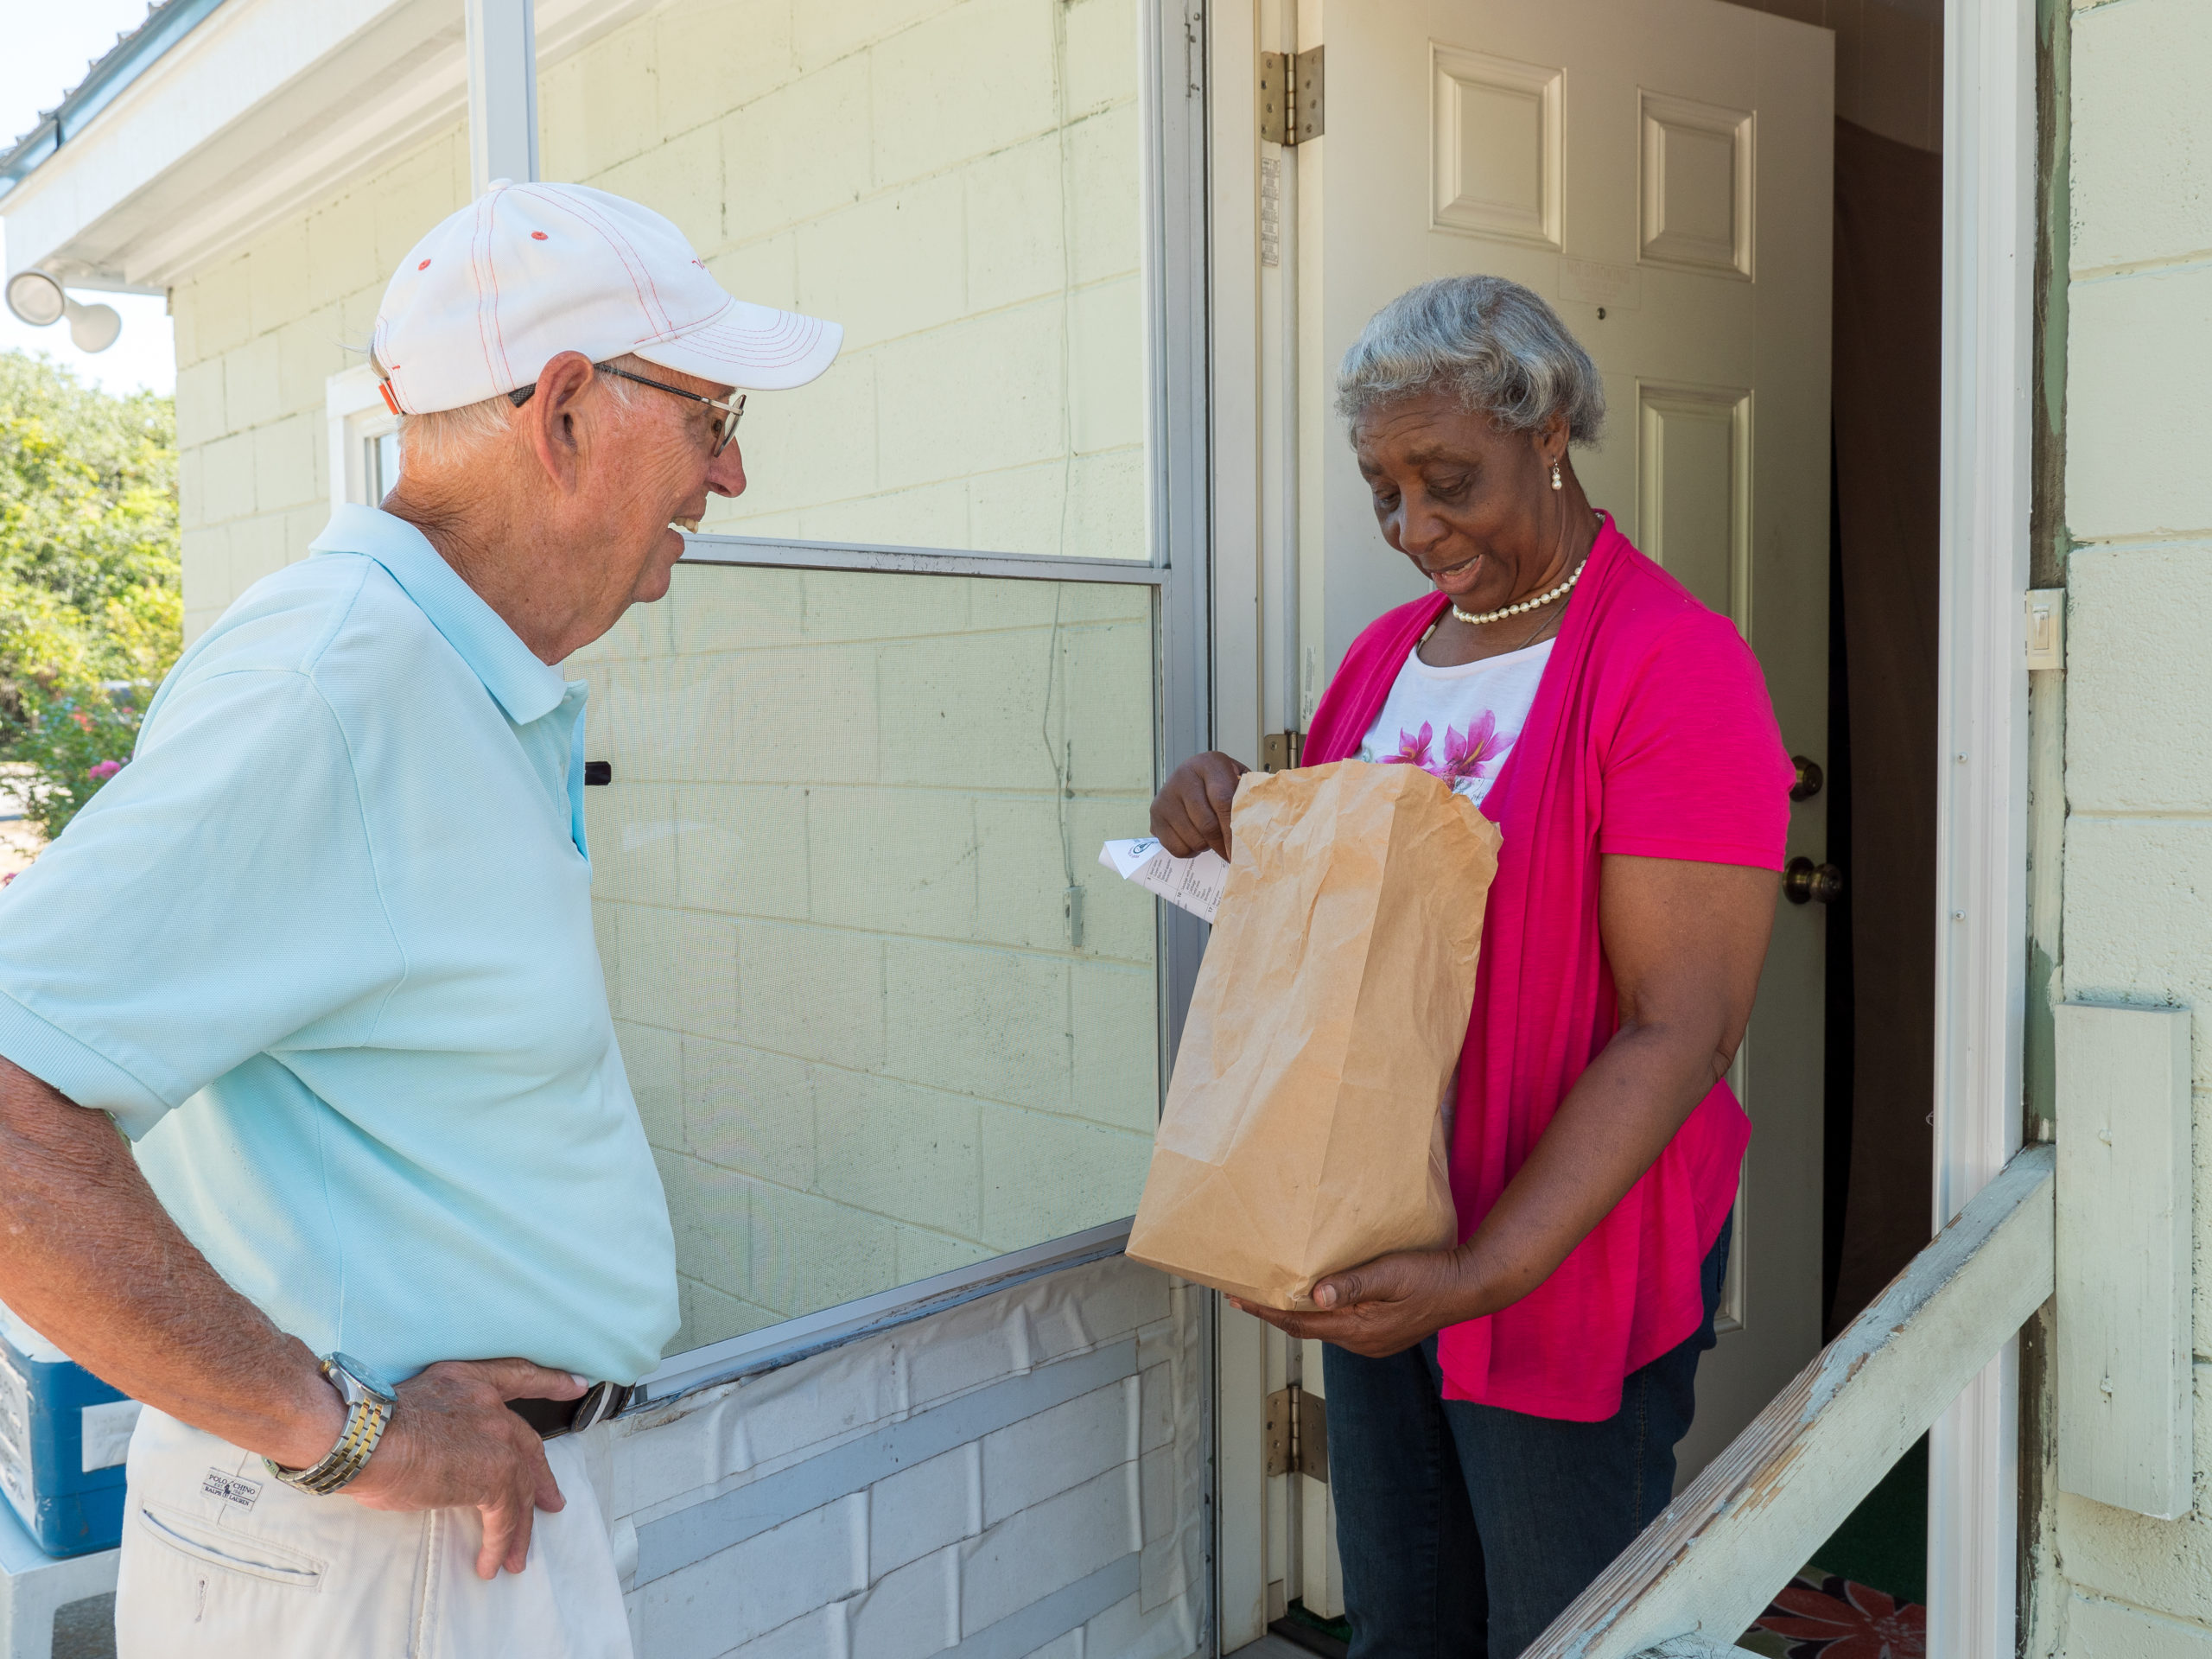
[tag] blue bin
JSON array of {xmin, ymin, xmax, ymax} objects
[{"xmin": 0, "ymin": 1304, "xmax": 134, "ymax": 1557}]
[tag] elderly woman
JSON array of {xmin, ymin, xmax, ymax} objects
[{"xmin": 1151, "ymin": 275, "xmax": 1792, "ymax": 1652}]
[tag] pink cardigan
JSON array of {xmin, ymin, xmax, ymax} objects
[{"xmin": 1306, "ymin": 515, "xmax": 1793, "ymax": 1420}]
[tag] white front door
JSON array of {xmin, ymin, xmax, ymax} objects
[{"xmin": 1219, "ymin": 0, "xmax": 1836, "ymax": 1636}]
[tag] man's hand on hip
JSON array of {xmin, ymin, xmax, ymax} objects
[{"xmin": 345, "ymin": 1359, "xmax": 587, "ymax": 1579}]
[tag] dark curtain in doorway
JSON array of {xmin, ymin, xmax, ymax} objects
[{"xmin": 1827, "ymin": 118, "xmax": 1942, "ymax": 1334}]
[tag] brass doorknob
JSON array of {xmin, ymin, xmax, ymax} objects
[
  {"xmin": 1789, "ymin": 755, "xmax": 1824, "ymax": 801},
  {"xmin": 1783, "ymin": 856, "xmax": 1844, "ymax": 905}
]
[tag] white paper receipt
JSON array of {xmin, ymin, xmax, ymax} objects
[{"xmin": 1099, "ymin": 837, "xmax": 1230, "ymax": 924}]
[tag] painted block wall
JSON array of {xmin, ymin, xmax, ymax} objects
[
  {"xmin": 2046, "ymin": 0, "xmax": 2212, "ymax": 1648},
  {"xmin": 546, "ymin": 0, "xmax": 1148, "ymax": 559},
  {"xmin": 170, "ymin": 0, "xmax": 1147, "ymax": 645},
  {"xmin": 169, "ymin": 122, "xmax": 470, "ymax": 642}
]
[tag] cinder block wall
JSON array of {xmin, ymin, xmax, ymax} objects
[
  {"xmin": 172, "ymin": 0, "xmax": 1144, "ymax": 644},
  {"xmin": 2044, "ymin": 0, "xmax": 2212, "ymax": 1649},
  {"xmin": 552, "ymin": 0, "xmax": 1147, "ymax": 557},
  {"xmin": 171, "ymin": 130, "xmax": 466, "ymax": 641}
]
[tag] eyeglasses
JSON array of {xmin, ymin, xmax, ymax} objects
[{"xmin": 507, "ymin": 363, "xmax": 746, "ymax": 456}]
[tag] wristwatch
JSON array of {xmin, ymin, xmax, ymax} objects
[{"xmin": 262, "ymin": 1353, "xmax": 397, "ymax": 1496}]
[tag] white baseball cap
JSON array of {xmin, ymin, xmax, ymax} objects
[{"xmin": 371, "ymin": 180, "xmax": 841, "ymax": 415}]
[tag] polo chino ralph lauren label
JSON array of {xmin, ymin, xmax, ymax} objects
[{"xmin": 200, "ymin": 1468, "xmax": 260, "ymax": 1510}]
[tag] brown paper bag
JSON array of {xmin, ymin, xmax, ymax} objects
[{"xmin": 1126, "ymin": 760, "xmax": 1502, "ymax": 1308}]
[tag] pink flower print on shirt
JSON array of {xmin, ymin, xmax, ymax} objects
[
  {"xmin": 1434, "ymin": 711, "xmax": 1514, "ymax": 785},
  {"xmin": 1382, "ymin": 722, "xmax": 1435, "ymax": 768}
]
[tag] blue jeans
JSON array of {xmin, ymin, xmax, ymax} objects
[{"xmin": 1321, "ymin": 1221, "xmax": 1732, "ymax": 1659}]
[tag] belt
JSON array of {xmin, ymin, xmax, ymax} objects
[{"xmin": 506, "ymin": 1382, "xmax": 632, "ymax": 1440}]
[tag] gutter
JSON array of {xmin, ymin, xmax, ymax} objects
[{"xmin": 0, "ymin": 0, "xmax": 231, "ymax": 206}]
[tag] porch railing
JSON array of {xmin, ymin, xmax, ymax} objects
[{"xmin": 1526, "ymin": 1142, "xmax": 2056, "ymax": 1659}]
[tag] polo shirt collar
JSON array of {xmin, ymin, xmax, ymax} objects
[{"xmin": 309, "ymin": 505, "xmax": 569, "ymax": 726}]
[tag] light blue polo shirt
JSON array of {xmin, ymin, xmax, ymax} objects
[{"xmin": 0, "ymin": 505, "xmax": 678, "ymax": 1384}]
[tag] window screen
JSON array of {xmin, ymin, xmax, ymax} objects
[
  {"xmin": 542, "ymin": 0, "xmax": 1150, "ymax": 563},
  {"xmin": 574, "ymin": 563, "xmax": 1160, "ymax": 1351}
]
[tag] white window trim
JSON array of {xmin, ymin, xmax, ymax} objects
[{"xmin": 326, "ymin": 362, "xmax": 397, "ymax": 514}]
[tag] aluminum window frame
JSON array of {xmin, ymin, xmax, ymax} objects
[{"xmin": 623, "ymin": 0, "xmax": 1213, "ymax": 1412}]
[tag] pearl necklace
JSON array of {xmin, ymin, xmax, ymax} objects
[{"xmin": 1450, "ymin": 558, "xmax": 1587, "ymax": 627}]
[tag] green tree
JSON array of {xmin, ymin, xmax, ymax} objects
[{"xmin": 0, "ymin": 351, "xmax": 181, "ymax": 837}]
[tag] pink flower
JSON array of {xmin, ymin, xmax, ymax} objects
[
  {"xmin": 86, "ymin": 760, "xmax": 122, "ymax": 783},
  {"xmin": 1758, "ymin": 1576, "xmax": 1925, "ymax": 1658},
  {"xmin": 1382, "ymin": 722, "xmax": 1434, "ymax": 767},
  {"xmin": 1433, "ymin": 713, "xmax": 1513, "ymax": 784},
  {"xmin": 69, "ymin": 710, "xmax": 93, "ymax": 732}
]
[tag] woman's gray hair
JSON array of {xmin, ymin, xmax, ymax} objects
[{"xmin": 1335, "ymin": 276, "xmax": 1605, "ymax": 445}]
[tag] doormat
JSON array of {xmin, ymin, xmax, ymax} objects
[{"xmin": 1738, "ymin": 1568, "xmax": 1926, "ymax": 1659}]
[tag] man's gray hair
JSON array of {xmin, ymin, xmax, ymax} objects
[
  {"xmin": 1335, "ymin": 276, "xmax": 1605, "ymax": 445},
  {"xmin": 397, "ymin": 353, "xmax": 651, "ymax": 472}
]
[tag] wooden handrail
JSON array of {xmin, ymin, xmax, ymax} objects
[{"xmin": 1525, "ymin": 1143, "xmax": 2056, "ymax": 1659}]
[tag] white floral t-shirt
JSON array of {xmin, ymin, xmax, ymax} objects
[{"xmin": 1353, "ymin": 637, "xmax": 1553, "ymax": 806}]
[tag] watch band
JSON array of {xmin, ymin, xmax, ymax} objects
[{"xmin": 262, "ymin": 1353, "xmax": 396, "ymax": 1496}]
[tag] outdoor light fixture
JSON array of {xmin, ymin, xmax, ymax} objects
[
  {"xmin": 4, "ymin": 270, "xmax": 122, "ymax": 353},
  {"xmin": 4, "ymin": 270, "xmax": 64, "ymax": 327}
]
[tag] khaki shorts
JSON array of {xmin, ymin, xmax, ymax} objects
[{"xmin": 113, "ymin": 1407, "xmax": 631, "ymax": 1658}]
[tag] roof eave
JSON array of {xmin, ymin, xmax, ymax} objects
[{"xmin": 0, "ymin": 0, "xmax": 232, "ymax": 204}]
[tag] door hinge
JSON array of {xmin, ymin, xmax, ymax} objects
[
  {"xmin": 1258, "ymin": 47, "xmax": 1325, "ymax": 146},
  {"xmin": 1264, "ymin": 1383, "xmax": 1330, "ymax": 1480},
  {"xmin": 1261, "ymin": 730, "xmax": 1304, "ymax": 772}
]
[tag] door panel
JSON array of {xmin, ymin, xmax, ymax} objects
[
  {"xmin": 1430, "ymin": 46, "xmax": 1564, "ymax": 248},
  {"xmin": 1636, "ymin": 379, "xmax": 1751, "ymax": 628},
  {"xmin": 1298, "ymin": 0, "xmax": 1834, "ymax": 1491}
]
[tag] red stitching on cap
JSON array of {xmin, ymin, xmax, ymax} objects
[
  {"xmin": 532, "ymin": 232, "xmax": 549, "ymax": 240},
  {"xmin": 472, "ymin": 193, "xmax": 509, "ymax": 394},
  {"xmin": 418, "ymin": 259, "xmax": 432, "ymax": 270},
  {"xmin": 675, "ymin": 312, "xmax": 823, "ymax": 368},
  {"xmin": 486, "ymin": 195, "xmax": 515, "ymax": 387},
  {"xmin": 518, "ymin": 188, "xmax": 661, "ymax": 334},
  {"xmin": 607, "ymin": 225, "xmax": 674, "ymax": 326},
  {"xmin": 550, "ymin": 188, "xmax": 683, "ymax": 331}
]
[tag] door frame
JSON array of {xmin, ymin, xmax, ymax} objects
[
  {"xmin": 1202, "ymin": 0, "xmax": 2040, "ymax": 1649},
  {"xmin": 1929, "ymin": 0, "xmax": 2037, "ymax": 1651}
]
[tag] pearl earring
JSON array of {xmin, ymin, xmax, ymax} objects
[{"xmin": 1550, "ymin": 460, "xmax": 1563, "ymax": 491}]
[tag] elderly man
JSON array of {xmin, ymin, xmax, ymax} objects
[{"xmin": 0, "ymin": 182, "xmax": 838, "ymax": 1656}]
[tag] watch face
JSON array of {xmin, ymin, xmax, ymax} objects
[{"xmin": 329, "ymin": 1352, "xmax": 398, "ymax": 1403}]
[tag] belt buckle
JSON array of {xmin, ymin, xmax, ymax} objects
[
  {"xmin": 563, "ymin": 1380, "xmax": 632, "ymax": 1435},
  {"xmin": 508, "ymin": 1382, "xmax": 633, "ymax": 1440}
]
